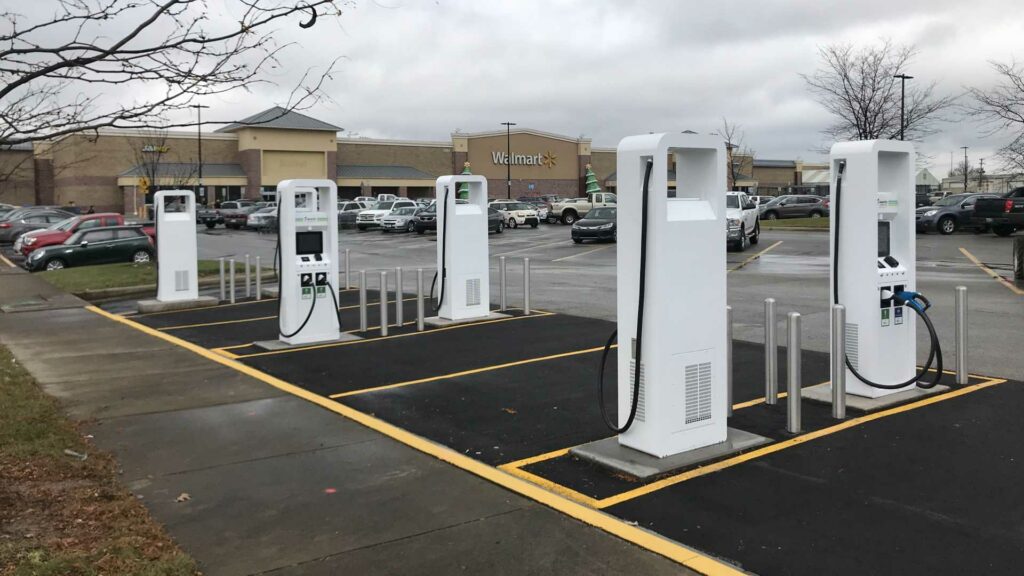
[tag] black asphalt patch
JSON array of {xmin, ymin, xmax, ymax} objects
[{"xmin": 120, "ymin": 298, "xmax": 1022, "ymax": 575}]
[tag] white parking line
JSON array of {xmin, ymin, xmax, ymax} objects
[
  {"xmin": 493, "ymin": 239, "xmax": 572, "ymax": 257},
  {"xmin": 551, "ymin": 244, "xmax": 614, "ymax": 263}
]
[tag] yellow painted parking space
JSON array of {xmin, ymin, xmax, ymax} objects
[{"xmin": 960, "ymin": 247, "xmax": 1024, "ymax": 296}]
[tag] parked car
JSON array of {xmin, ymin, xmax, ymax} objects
[
  {"xmin": 571, "ymin": 207, "xmax": 616, "ymax": 243},
  {"xmin": 337, "ymin": 201, "xmax": 366, "ymax": 228},
  {"xmin": 749, "ymin": 195, "xmax": 773, "ymax": 206},
  {"xmin": 24, "ymin": 226, "xmax": 153, "ymax": 272},
  {"xmin": 354, "ymin": 196, "xmax": 376, "ymax": 204},
  {"xmin": 0, "ymin": 208, "xmax": 75, "ymax": 242},
  {"xmin": 16, "ymin": 212, "xmax": 135, "ymax": 256},
  {"xmin": 0, "ymin": 203, "xmax": 18, "ymax": 217},
  {"xmin": 915, "ymin": 191, "xmax": 934, "ymax": 208},
  {"xmin": 758, "ymin": 195, "xmax": 828, "ymax": 220},
  {"xmin": 413, "ymin": 202, "xmax": 495, "ymax": 234},
  {"xmin": 356, "ymin": 199, "xmax": 418, "ymax": 230},
  {"xmin": 972, "ymin": 187, "xmax": 1024, "ymax": 236},
  {"xmin": 487, "ymin": 207, "xmax": 505, "ymax": 234},
  {"xmin": 376, "ymin": 193, "xmax": 398, "ymax": 202},
  {"xmin": 380, "ymin": 206, "xmax": 420, "ymax": 232},
  {"xmin": 916, "ymin": 193, "xmax": 997, "ymax": 235},
  {"xmin": 549, "ymin": 192, "xmax": 617, "ymax": 224},
  {"xmin": 245, "ymin": 206, "xmax": 277, "ymax": 230},
  {"xmin": 726, "ymin": 192, "xmax": 761, "ymax": 251},
  {"xmin": 220, "ymin": 201, "xmax": 259, "ymax": 229},
  {"xmin": 515, "ymin": 198, "xmax": 552, "ymax": 221},
  {"xmin": 197, "ymin": 205, "xmax": 224, "ymax": 228},
  {"xmin": 491, "ymin": 201, "xmax": 540, "ymax": 228}
]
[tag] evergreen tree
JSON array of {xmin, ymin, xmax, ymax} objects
[
  {"xmin": 458, "ymin": 162, "xmax": 472, "ymax": 199},
  {"xmin": 584, "ymin": 164, "xmax": 601, "ymax": 195}
]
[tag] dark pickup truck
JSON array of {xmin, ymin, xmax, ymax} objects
[{"xmin": 973, "ymin": 187, "xmax": 1024, "ymax": 236}]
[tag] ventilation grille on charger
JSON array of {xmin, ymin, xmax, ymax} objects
[
  {"xmin": 465, "ymin": 278, "xmax": 481, "ymax": 307},
  {"xmin": 845, "ymin": 323, "xmax": 859, "ymax": 370},
  {"xmin": 684, "ymin": 362, "xmax": 713, "ymax": 425},
  {"xmin": 174, "ymin": 270, "xmax": 189, "ymax": 292},
  {"xmin": 628, "ymin": 357, "xmax": 646, "ymax": 423}
]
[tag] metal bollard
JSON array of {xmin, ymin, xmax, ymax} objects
[
  {"xmin": 379, "ymin": 270, "xmax": 389, "ymax": 336},
  {"xmin": 395, "ymin": 267, "xmax": 404, "ymax": 326},
  {"xmin": 955, "ymin": 286, "xmax": 968, "ymax": 385},
  {"xmin": 831, "ymin": 304, "xmax": 846, "ymax": 420},
  {"xmin": 499, "ymin": 256, "xmax": 507, "ymax": 311},
  {"xmin": 218, "ymin": 257, "xmax": 226, "ymax": 301},
  {"xmin": 726, "ymin": 305, "xmax": 733, "ymax": 417},
  {"xmin": 523, "ymin": 257, "xmax": 531, "ymax": 315},
  {"xmin": 359, "ymin": 270, "xmax": 368, "ymax": 332},
  {"xmin": 1015, "ymin": 237, "xmax": 1024, "ymax": 281},
  {"xmin": 345, "ymin": 248, "xmax": 351, "ymax": 289},
  {"xmin": 416, "ymin": 268, "xmax": 425, "ymax": 332},
  {"xmin": 255, "ymin": 256, "xmax": 262, "ymax": 301},
  {"xmin": 245, "ymin": 254, "xmax": 251, "ymax": 298},
  {"xmin": 764, "ymin": 297, "xmax": 777, "ymax": 405},
  {"xmin": 228, "ymin": 258, "xmax": 236, "ymax": 304},
  {"xmin": 787, "ymin": 312, "xmax": 802, "ymax": 434}
]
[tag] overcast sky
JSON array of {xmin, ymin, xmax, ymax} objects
[{"xmin": 77, "ymin": 1, "xmax": 1024, "ymax": 175}]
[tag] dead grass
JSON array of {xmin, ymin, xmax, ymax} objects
[{"xmin": 0, "ymin": 347, "xmax": 197, "ymax": 576}]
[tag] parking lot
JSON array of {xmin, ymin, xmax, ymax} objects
[{"xmin": 63, "ymin": 218, "xmax": 1022, "ymax": 575}]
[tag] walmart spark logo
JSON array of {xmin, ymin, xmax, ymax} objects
[{"xmin": 541, "ymin": 150, "xmax": 558, "ymax": 169}]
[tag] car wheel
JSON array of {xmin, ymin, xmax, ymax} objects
[
  {"xmin": 406, "ymin": 221, "xmax": 416, "ymax": 232},
  {"xmin": 562, "ymin": 211, "xmax": 578, "ymax": 225},
  {"xmin": 357, "ymin": 225, "xmax": 367, "ymax": 231},
  {"xmin": 205, "ymin": 222, "xmax": 216, "ymax": 229},
  {"xmin": 764, "ymin": 211, "xmax": 778, "ymax": 220},
  {"xmin": 530, "ymin": 222, "xmax": 538, "ymax": 228},
  {"xmin": 992, "ymin": 224, "xmax": 1015, "ymax": 237},
  {"xmin": 131, "ymin": 250, "xmax": 152, "ymax": 264},
  {"xmin": 45, "ymin": 258, "xmax": 66, "ymax": 271},
  {"xmin": 509, "ymin": 218, "xmax": 518, "ymax": 229},
  {"xmin": 750, "ymin": 222, "xmax": 760, "ymax": 245},
  {"xmin": 573, "ymin": 238, "xmax": 583, "ymax": 244},
  {"xmin": 938, "ymin": 216, "xmax": 957, "ymax": 235},
  {"xmin": 496, "ymin": 221, "xmax": 504, "ymax": 234},
  {"xmin": 808, "ymin": 211, "xmax": 822, "ymax": 219},
  {"xmin": 547, "ymin": 215, "xmax": 560, "ymax": 224}
]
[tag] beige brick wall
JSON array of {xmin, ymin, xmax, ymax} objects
[
  {"xmin": 337, "ymin": 142, "xmax": 452, "ymax": 176},
  {"xmin": 590, "ymin": 150, "xmax": 616, "ymax": 183},
  {"xmin": 0, "ymin": 150, "xmax": 35, "ymax": 205}
]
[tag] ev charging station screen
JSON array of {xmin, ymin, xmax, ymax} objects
[
  {"xmin": 877, "ymin": 221, "xmax": 891, "ymax": 258},
  {"xmin": 296, "ymin": 231, "xmax": 324, "ymax": 255}
]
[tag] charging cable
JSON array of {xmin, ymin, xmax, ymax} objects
[
  {"xmin": 429, "ymin": 185, "xmax": 451, "ymax": 312},
  {"xmin": 598, "ymin": 159, "xmax": 653, "ymax": 433}
]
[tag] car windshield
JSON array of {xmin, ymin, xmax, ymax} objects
[
  {"xmin": 375, "ymin": 201, "xmax": 394, "ymax": 210},
  {"xmin": 726, "ymin": 196, "xmax": 740, "ymax": 208},
  {"xmin": 51, "ymin": 217, "xmax": 76, "ymax": 231},
  {"xmin": 765, "ymin": 197, "xmax": 785, "ymax": 206},
  {"xmin": 588, "ymin": 207, "xmax": 616, "ymax": 219},
  {"xmin": 933, "ymin": 195, "xmax": 967, "ymax": 206},
  {"xmin": 392, "ymin": 207, "xmax": 416, "ymax": 215}
]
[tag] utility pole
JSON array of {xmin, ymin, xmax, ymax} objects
[
  {"xmin": 500, "ymin": 122, "xmax": 516, "ymax": 199},
  {"xmin": 961, "ymin": 146, "xmax": 969, "ymax": 193},
  {"xmin": 978, "ymin": 158, "xmax": 985, "ymax": 191},
  {"xmin": 191, "ymin": 104, "xmax": 211, "ymax": 206},
  {"xmin": 893, "ymin": 73, "xmax": 913, "ymax": 141}
]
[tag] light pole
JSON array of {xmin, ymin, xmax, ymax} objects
[
  {"xmin": 961, "ymin": 146, "xmax": 969, "ymax": 192},
  {"xmin": 500, "ymin": 122, "xmax": 516, "ymax": 199},
  {"xmin": 893, "ymin": 73, "xmax": 913, "ymax": 141},
  {"xmin": 191, "ymin": 104, "xmax": 210, "ymax": 205}
]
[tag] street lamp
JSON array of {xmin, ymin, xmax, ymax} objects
[
  {"xmin": 191, "ymin": 104, "xmax": 210, "ymax": 205},
  {"xmin": 500, "ymin": 122, "xmax": 516, "ymax": 199},
  {"xmin": 961, "ymin": 146, "xmax": 969, "ymax": 192},
  {"xmin": 893, "ymin": 73, "xmax": 913, "ymax": 141}
]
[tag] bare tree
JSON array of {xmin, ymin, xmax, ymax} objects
[
  {"xmin": 802, "ymin": 40, "xmax": 956, "ymax": 143},
  {"xmin": 717, "ymin": 118, "xmax": 756, "ymax": 191},
  {"xmin": 965, "ymin": 60, "xmax": 1024, "ymax": 176},
  {"xmin": 0, "ymin": 0, "xmax": 348, "ymax": 148},
  {"xmin": 127, "ymin": 129, "xmax": 198, "ymax": 194}
]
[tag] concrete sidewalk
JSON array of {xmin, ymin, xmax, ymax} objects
[{"xmin": 0, "ymin": 272, "xmax": 693, "ymax": 575}]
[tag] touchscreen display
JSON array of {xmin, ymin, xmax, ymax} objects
[
  {"xmin": 878, "ymin": 221, "xmax": 890, "ymax": 258},
  {"xmin": 296, "ymin": 231, "xmax": 323, "ymax": 255}
]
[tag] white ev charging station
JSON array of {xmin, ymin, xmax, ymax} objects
[
  {"xmin": 430, "ymin": 174, "xmax": 493, "ymax": 324},
  {"xmin": 275, "ymin": 179, "xmax": 342, "ymax": 346},
  {"xmin": 575, "ymin": 132, "xmax": 769, "ymax": 476},
  {"xmin": 154, "ymin": 189, "xmax": 199, "ymax": 303},
  {"xmin": 827, "ymin": 140, "xmax": 944, "ymax": 402}
]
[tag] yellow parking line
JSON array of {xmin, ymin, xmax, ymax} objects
[
  {"xmin": 236, "ymin": 311, "xmax": 556, "ymax": 359},
  {"xmin": 551, "ymin": 244, "xmax": 614, "ymax": 263},
  {"xmin": 84, "ymin": 305, "xmax": 744, "ymax": 575},
  {"xmin": 158, "ymin": 298, "xmax": 417, "ymax": 331},
  {"xmin": 0, "ymin": 252, "xmax": 15, "ymax": 268},
  {"xmin": 959, "ymin": 247, "xmax": 1024, "ymax": 296},
  {"xmin": 502, "ymin": 462, "xmax": 602, "ymax": 508},
  {"xmin": 594, "ymin": 376, "xmax": 1007, "ymax": 509},
  {"xmin": 499, "ymin": 447, "xmax": 573, "ymax": 471},
  {"xmin": 135, "ymin": 297, "xmax": 278, "ymax": 317},
  {"xmin": 329, "ymin": 344, "xmax": 612, "ymax": 399},
  {"xmin": 729, "ymin": 240, "xmax": 783, "ymax": 272}
]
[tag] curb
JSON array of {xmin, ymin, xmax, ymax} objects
[{"xmin": 74, "ymin": 272, "xmax": 276, "ymax": 302}]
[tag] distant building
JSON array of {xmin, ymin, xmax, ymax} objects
[
  {"xmin": 916, "ymin": 169, "xmax": 941, "ymax": 195},
  {"xmin": 940, "ymin": 172, "xmax": 1024, "ymax": 195},
  {"xmin": 728, "ymin": 155, "xmax": 829, "ymax": 196}
]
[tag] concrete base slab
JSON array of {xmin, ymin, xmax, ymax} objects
[
  {"xmin": 424, "ymin": 312, "xmax": 510, "ymax": 328},
  {"xmin": 136, "ymin": 296, "xmax": 218, "ymax": 314},
  {"xmin": 570, "ymin": 428, "xmax": 772, "ymax": 481},
  {"xmin": 803, "ymin": 382, "xmax": 951, "ymax": 412},
  {"xmin": 253, "ymin": 332, "xmax": 362, "ymax": 351}
]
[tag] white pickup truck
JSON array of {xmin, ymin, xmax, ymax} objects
[
  {"xmin": 726, "ymin": 191, "xmax": 760, "ymax": 251},
  {"xmin": 549, "ymin": 192, "xmax": 617, "ymax": 224}
]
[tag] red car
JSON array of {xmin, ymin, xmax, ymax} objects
[{"xmin": 18, "ymin": 213, "xmax": 155, "ymax": 256}]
